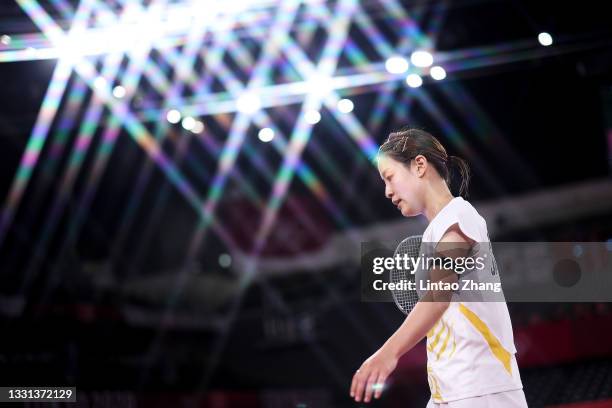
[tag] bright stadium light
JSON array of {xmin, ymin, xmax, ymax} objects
[
  {"xmin": 410, "ymin": 50, "xmax": 433, "ymax": 67},
  {"xmin": 218, "ymin": 253, "xmax": 232, "ymax": 268},
  {"xmin": 406, "ymin": 74, "xmax": 423, "ymax": 88},
  {"xmin": 337, "ymin": 98, "xmax": 354, "ymax": 113},
  {"xmin": 93, "ymin": 76, "xmax": 107, "ymax": 90},
  {"xmin": 430, "ymin": 66, "xmax": 446, "ymax": 81},
  {"xmin": 192, "ymin": 120, "xmax": 205, "ymax": 134},
  {"xmin": 305, "ymin": 110, "xmax": 321, "ymax": 124},
  {"xmin": 258, "ymin": 127, "xmax": 275, "ymax": 142},
  {"xmin": 309, "ymin": 73, "xmax": 334, "ymax": 97},
  {"xmin": 385, "ymin": 56, "xmax": 409, "ymax": 74},
  {"xmin": 0, "ymin": 35, "xmax": 11, "ymax": 45},
  {"xmin": 166, "ymin": 109, "xmax": 181, "ymax": 124},
  {"xmin": 181, "ymin": 116, "xmax": 196, "ymax": 131},
  {"xmin": 236, "ymin": 93, "xmax": 262, "ymax": 114},
  {"xmin": 112, "ymin": 85, "xmax": 126, "ymax": 98},
  {"xmin": 0, "ymin": 0, "xmax": 463, "ymax": 254},
  {"xmin": 51, "ymin": 5, "xmax": 164, "ymax": 63},
  {"xmin": 538, "ymin": 32, "xmax": 553, "ymax": 46},
  {"xmin": 56, "ymin": 43, "xmax": 80, "ymax": 64}
]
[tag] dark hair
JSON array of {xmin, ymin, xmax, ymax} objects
[{"xmin": 378, "ymin": 127, "xmax": 471, "ymax": 198}]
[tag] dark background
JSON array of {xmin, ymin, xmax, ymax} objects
[{"xmin": 0, "ymin": 0, "xmax": 611, "ymax": 407}]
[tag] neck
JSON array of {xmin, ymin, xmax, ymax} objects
[{"xmin": 423, "ymin": 183, "xmax": 455, "ymax": 222}]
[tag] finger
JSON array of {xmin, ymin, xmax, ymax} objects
[
  {"xmin": 364, "ymin": 371, "xmax": 378, "ymax": 403},
  {"xmin": 354, "ymin": 370, "xmax": 369, "ymax": 402},
  {"xmin": 374, "ymin": 372, "xmax": 387, "ymax": 399},
  {"xmin": 350, "ymin": 370, "xmax": 358, "ymax": 398}
]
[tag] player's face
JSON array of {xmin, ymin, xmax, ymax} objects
[{"xmin": 377, "ymin": 155, "xmax": 424, "ymax": 217}]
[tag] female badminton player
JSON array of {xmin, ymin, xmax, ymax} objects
[{"xmin": 350, "ymin": 128, "xmax": 528, "ymax": 407}]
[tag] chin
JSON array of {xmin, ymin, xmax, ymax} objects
[{"xmin": 400, "ymin": 206, "xmax": 416, "ymax": 217}]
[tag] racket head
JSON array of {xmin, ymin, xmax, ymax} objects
[{"xmin": 390, "ymin": 235, "xmax": 422, "ymax": 315}]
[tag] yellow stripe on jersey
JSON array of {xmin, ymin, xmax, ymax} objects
[
  {"xmin": 459, "ymin": 303, "xmax": 512, "ymax": 374},
  {"xmin": 427, "ymin": 319, "xmax": 446, "ymax": 353},
  {"xmin": 448, "ymin": 327, "xmax": 457, "ymax": 358},
  {"xmin": 436, "ymin": 322, "xmax": 452, "ymax": 360},
  {"xmin": 427, "ymin": 364, "xmax": 443, "ymax": 401}
]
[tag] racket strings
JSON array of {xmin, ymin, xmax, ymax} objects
[{"xmin": 390, "ymin": 236, "xmax": 422, "ymax": 315}]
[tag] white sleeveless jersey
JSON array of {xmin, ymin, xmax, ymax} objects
[{"xmin": 420, "ymin": 197, "xmax": 523, "ymax": 403}]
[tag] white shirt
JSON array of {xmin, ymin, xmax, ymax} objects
[{"xmin": 420, "ymin": 197, "xmax": 523, "ymax": 402}]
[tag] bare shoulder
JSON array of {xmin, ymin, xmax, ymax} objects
[{"xmin": 440, "ymin": 223, "xmax": 475, "ymax": 244}]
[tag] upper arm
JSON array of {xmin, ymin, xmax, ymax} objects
[
  {"xmin": 424, "ymin": 224, "xmax": 475, "ymax": 303},
  {"xmin": 437, "ymin": 223, "xmax": 475, "ymax": 258}
]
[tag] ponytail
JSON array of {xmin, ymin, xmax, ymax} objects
[{"xmin": 448, "ymin": 155, "xmax": 471, "ymax": 198}]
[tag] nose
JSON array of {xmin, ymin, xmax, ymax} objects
[{"xmin": 385, "ymin": 184, "xmax": 393, "ymax": 200}]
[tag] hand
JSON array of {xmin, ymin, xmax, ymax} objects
[{"xmin": 350, "ymin": 346, "xmax": 398, "ymax": 403}]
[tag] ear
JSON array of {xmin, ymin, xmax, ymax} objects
[{"xmin": 413, "ymin": 154, "xmax": 427, "ymax": 177}]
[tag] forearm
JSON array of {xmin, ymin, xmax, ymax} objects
[
  {"xmin": 383, "ymin": 300, "xmax": 449, "ymax": 359},
  {"xmin": 382, "ymin": 237, "xmax": 465, "ymax": 359}
]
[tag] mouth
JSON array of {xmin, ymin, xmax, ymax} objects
[{"xmin": 392, "ymin": 199, "xmax": 402, "ymax": 208}]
